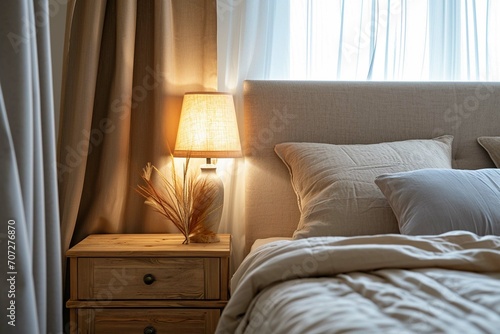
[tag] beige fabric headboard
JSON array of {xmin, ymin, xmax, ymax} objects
[{"xmin": 243, "ymin": 80, "xmax": 500, "ymax": 254}]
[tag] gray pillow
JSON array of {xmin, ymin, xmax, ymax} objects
[
  {"xmin": 274, "ymin": 136, "xmax": 453, "ymax": 239},
  {"xmin": 375, "ymin": 168, "xmax": 500, "ymax": 236},
  {"xmin": 478, "ymin": 136, "xmax": 500, "ymax": 168}
]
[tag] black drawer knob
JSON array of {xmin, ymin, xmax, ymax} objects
[
  {"xmin": 144, "ymin": 325, "xmax": 156, "ymax": 334},
  {"xmin": 143, "ymin": 273, "xmax": 156, "ymax": 285}
]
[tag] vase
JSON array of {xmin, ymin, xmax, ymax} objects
[{"xmin": 189, "ymin": 164, "xmax": 223, "ymax": 243}]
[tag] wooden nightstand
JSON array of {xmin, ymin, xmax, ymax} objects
[{"xmin": 66, "ymin": 234, "xmax": 231, "ymax": 334}]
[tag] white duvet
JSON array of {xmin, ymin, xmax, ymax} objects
[{"xmin": 216, "ymin": 232, "xmax": 500, "ymax": 334}]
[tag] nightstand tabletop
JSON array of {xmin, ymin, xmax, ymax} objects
[{"xmin": 66, "ymin": 233, "xmax": 231, "ymax": 258}]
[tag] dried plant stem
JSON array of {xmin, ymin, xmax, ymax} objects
[{"xmin": 136, "ymin": 157, "xmax": 220, "ymax": 244}]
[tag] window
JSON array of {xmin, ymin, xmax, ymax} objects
[{"xmin": 289, "ymin": 0, "xmax": 499, "ymax": 81}]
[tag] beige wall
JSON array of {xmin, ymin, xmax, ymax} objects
[{"xmin": 49, "ymin": 1, "xmax": 67, "ymax": 137}]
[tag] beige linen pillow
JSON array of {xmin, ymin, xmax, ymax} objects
[
  {"xmin": 274, "ymin": 136, "xmax": 453, "ymax": 239},
  {"xmin": 478, "ymin": 136, "xmax": 500, "ymax": 167}
]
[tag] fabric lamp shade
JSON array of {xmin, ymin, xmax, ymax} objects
[{"xmin": 174, "ymin": 92, "xmax": 242, "ymax": 158}]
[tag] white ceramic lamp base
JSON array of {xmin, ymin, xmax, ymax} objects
[{"xmin": 189, "ymin": 164, "xmax": 223, "ymax": 243}]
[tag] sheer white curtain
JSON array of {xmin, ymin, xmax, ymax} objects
[
  {"xmin": 290, "ymin": 0, "xmax": 429, "ymax": 80},
  {"xmin": 428, "ymin": 0, "xmax": 500, "ymax": 80},
  {"xmin": 217, "ymin": 0, "xmax": 290, "ymax": 268},
  {"xmin": 290, "ymin": 0, "xmax": 500, "ymax": 81},
  {"xmin": 0, "ymin": 1, "xmax": 62, "ymax": 333}
]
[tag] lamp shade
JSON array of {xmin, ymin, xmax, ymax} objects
[{"xmin": 174, "ymin": 92, "xmax": 242, "ymax": 158}]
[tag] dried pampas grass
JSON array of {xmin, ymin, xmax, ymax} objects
[{"xmin": 136, "ymin": 157, "xmax": 220, "ymax": 244}]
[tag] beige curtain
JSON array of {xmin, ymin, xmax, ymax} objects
[{"xmin": 58, "ymin": 0, "xmax": 217, "ymax": 295}]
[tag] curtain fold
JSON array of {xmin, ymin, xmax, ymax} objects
[
  {"xmin": 58, "ymin": 0, "xmax": 107, "ymax": 276},
  {"xmin": 217, "ymin": 0, "xmax": 291, "ymax": 268},
  {"xmin": 429, "ymin": 0, "xmax": 461, "ymax": 80},
  {"xmin": 58, "ymin": 1, "xmax": 217, "ymax": 327},
  {"xmin": 0, "ymin": 0, "xmax": 62, "ymax": 333}
]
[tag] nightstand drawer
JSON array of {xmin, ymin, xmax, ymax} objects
[
  {"xmin": 77, "ymin": 257, "xmax": 220, "ymax": 300},
  {"xmin": 77, "ymin": 308, "xmax": 219, "ymax": 334},
  {"xmin": 67, "ymin": 234, "xmax": 231, "ymax": 334}
]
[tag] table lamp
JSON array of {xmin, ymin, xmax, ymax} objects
[{"xmin": 174, "ymin": 92, "xmax": 241, "ymax": 242}]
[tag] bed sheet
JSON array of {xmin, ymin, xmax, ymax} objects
[
  {"xmin": 217, "ymin": 232, "xmax": 500, "ymax": 334},
  {"xmin": 249, "ymin": 237, "xmax": 292, "ymax": 253}
]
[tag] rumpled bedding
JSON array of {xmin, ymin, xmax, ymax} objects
[{"xmin": 216, "ymin": 232, "xmax": 500, "ymax": 334}]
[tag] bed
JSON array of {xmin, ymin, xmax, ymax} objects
[{"xmin": 216, "ymin": 81, "xmax": 500, "ymax": 334}]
